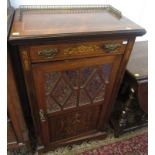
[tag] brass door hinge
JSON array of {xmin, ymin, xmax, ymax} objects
[{"xmin": 39, "ymin": 109, "xmax": 46, "ymax": 122}]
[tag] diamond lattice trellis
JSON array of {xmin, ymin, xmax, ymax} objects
[{"xmin": 44, "ymin": 64, "xmax": 112, "ymax": 113}]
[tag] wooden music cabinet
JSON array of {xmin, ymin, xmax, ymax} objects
[{"xmin": 8, "ymin": 5, "xmax": 146, "ymax": 151}]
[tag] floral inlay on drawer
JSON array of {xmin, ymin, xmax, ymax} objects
[{"xmin": 29, "ymin": 39, "xmax": 128, "ymax": 63}]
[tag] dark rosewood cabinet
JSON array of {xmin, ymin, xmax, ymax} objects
[
  {"xmin": 7, "ymin": 54, "xmax": 29, "ymax": 149},
  {"xmin": 8, "ymin": 5, "xmax": 146, "ymax": 151},
  {"xmin": 7, "ymin": 1, "xmax": 29, "ymax": 150}
]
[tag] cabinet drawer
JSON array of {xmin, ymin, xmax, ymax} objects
[{"xmin": 29, "ymin": 39, "xmax": 128, "ymax": 63}]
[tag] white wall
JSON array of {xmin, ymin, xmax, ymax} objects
[{"xmin": 10, "ymin": 0, "xmax": 148, "ymax": 40}]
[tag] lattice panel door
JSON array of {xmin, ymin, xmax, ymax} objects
[
  {"xmin": 44, "ymin": 64, "xmax": 112, "ymax": 114},
  {"xmin": 32, "ymin": 56, "xmax": 121, "ymax": 144}
]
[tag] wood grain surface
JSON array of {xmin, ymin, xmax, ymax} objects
[{"xmin": 9, "ymin": 8, "xmax": 145, "ymax": 40}]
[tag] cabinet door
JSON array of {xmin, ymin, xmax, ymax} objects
[{"xmin": 32, "ymin": 55, "xmax": 121, "ymax": 145}]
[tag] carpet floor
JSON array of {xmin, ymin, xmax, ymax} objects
[
  {"xmin": 45, "ymin": 127, "xmax": 147, "ymax": 155},
  {"xmin": 7, "ymin": 127, "xmax": 147, "ymax": 155}
]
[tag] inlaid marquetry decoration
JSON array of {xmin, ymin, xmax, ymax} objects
[
  {"xmin": 63, "ymin": 45, "xmax": 101, "ymax": 56},
  {"xmin": 49, "ymin": 107, "xmax": 100, "ymax": 141},
  {"xmin": 63, "ymin": 43, "xmax": 122, "ymax": 56},
  {"xmin": 44, "ymin": 64, "xmax": 112, "ymax": 114},
  {"xmin": 21, "ymin": 51, "xmax": 30, "ymax": 71}
]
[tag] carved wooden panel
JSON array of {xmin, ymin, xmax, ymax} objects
[
  {"xmin": 49, "ymin": 106, "xmax": 100, "ymax": 142},
  {"xmin": 44, "ymin": 64, "xmax": 112, "ymax": 113}
]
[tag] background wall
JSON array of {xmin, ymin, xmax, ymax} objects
[{"xmin": 10, "ymin": 0, "xmax": 148, "ymax": 41}]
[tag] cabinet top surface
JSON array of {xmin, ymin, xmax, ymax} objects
[{"xmin": 9, "ymin": 5, "xmax": 146, "ymax": 41}]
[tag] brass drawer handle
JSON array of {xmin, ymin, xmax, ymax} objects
[
  {"xmin": 38, "ymin": 48, "xmax": 58, "ymax": 59},
  {"xmin": 102, "ymin": 43, "xmax": 121, "ymax": 52}
]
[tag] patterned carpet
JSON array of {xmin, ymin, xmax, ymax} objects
[
  {"xmin": 7, "ymin": 127, "xmax": 147, "ymax": 155},
  {"xmin": 45, "ymin": 128, "xmax": 147, "ymax": 155},
  {"xmin": 78, "ymin": 132, "xmax": 147, "ymax": 155}
]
